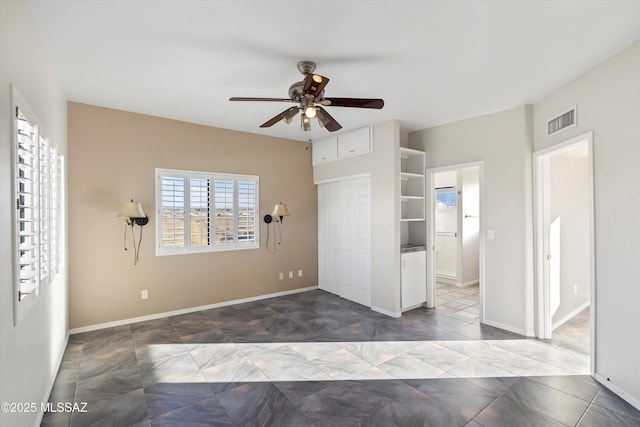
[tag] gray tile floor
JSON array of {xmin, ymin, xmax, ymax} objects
[{"xmin": 41, "ymin": 287, "xmax": 640, "ymax": 426}]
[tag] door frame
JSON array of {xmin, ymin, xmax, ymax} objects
[
  {"xmin": 533, "ymin": 131, "xmax": 595, "ymax": 375},
  {"xmin": 426, "ymin": 161, "xmax": 484, "ymax": 324}
]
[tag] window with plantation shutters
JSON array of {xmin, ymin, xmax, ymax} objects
[
  {"xmin": 16, "ymin": 106, "xmax": 39, "ymax": 301},
  {"xmin": 156, "ymin": 168, "xmax": 259, "ymax": 255},
  {"xmin": 13, "ymin": 87, "xmax": 63, "ymax": 314}
]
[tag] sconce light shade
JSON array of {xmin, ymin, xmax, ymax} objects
[
  {"xmin": 272, "ymin": 203, "xmax": 290, "ymax": 218},
  {"xmin": 118, "ymin": 200, "xmax": 146, "ymax": 218},
  {"xmin": 272, "ymin": 203, "xmax": 290, "ymax": 222}
]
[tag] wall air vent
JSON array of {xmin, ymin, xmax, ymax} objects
[{"xmin": 547, "ymin": 105, "xmax": 577, "ymax": 135}]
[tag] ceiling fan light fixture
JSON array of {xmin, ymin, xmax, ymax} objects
[
  {"xmin": 316, "ymin": 109, "xmax": 329, "ymax": 128},
  {"xmin": 301, "ymin": 114, "xmax": 311, "ymax": 131},
  {"xmin": 312, "ymin": 74, "xmax": 323, "ymax": 83},
  {"xmin": 282, "ymin": 107, "xmax": 299, "ymax": 124},
  {"xmin": 304, "ymin": 105, "xmax": 317, "ymax": 119}
]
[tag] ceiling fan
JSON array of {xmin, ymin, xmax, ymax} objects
[{"xmin": 229, "ymin": 61, "xmax": 384, "ymax": 132}]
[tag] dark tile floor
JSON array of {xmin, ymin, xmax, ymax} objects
[{"xmin": 41, "ymin": 289, "xmax": 640, "ymax": 426}]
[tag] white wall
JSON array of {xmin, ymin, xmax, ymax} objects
[
  {"xmin": 0, "ymin": 1, "xmax": 69, "ymax": 426},
  {"xmin": 534, "ymin": 40, "xmax": 640, "ymax": 406},
  {"xmin": 549, "ymin": 154, "xmax": 590, "ymax": 325},
  {"xmin": 410, "ymin": 105, "xmax": 534, "ymax": 335},
  {"xmin": 314, "ymin": 121, "xmax": 401, "ymax": 315}
]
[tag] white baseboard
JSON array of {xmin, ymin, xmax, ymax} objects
[
  {"xmin": 552, "ymin": 301, "xmax": 590, "ymax": 330},
  {"xmin": 371, "ymin": 306, "xmax": 402, "ymax": 318},
  {"xmin": 482, "ymin": 319, "xmax": 527, "ymax": 336},
  {"xmin": 594, "ymin": 373, "xmax": 640, "ymax": 411},
  {"xmin": 37, "ymin": 332, "xmax": 70, "ymax": 426},
  {"xmin": 400, "ymin": 303, "xmax": 424, "ymax": 313},
  {"xmin": 456, "ymin": 280, "xmax": 479, "ymax": 287},
  {"xmin": 70, "ymin": 286, "xmax": 318, "ymax": 335},
  {"xmin": 436, "ymin": 276, "xmax": 456, "ymax": 285}
]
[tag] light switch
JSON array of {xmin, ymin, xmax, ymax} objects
[{"xmin": 487, "ymin": 229, "xmax": 495, "ymax": 240}]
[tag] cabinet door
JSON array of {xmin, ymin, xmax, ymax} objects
[
  {"xmin": 338, "ymin": 126, "xmax": 371, "ymax": 158},
  {"xmin": 312, "ymin": 137, "xmax": 338, "ymax": 165},
  {"xmin": 401, "ymin": 251, "xmax": 427, "ymax": 309}
]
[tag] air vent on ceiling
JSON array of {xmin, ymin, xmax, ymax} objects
[{"xmin": 547, "ymin": 105, "xmax": 577, "ymax": 136}]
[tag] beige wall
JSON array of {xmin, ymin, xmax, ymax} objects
[
  {"xmin": 409, "ymin": 105, "xmax": 535, "ymax": 335},
  {"xmin": 68, "ymin": 103, "xmax": 317, "ymax": 329},
  {"xmin": 0, "ymin": 1, "xmax": 69, "ymax": 426},
  {"xmin": 534, "ymin": 40, "xmax": 640, "ymax": 407}
]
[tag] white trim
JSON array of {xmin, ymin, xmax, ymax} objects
[
  {"xmin": 400, "ymin": 303, "xmax": 424, "ymax": 313},
  {"xmin": 552, "ymin": 301, "xmax": 590, "ymax": 330},
  {"xmin": 314, "ymin": 172, "xmax": 371, "ymax": 186},
  {"xmin": 456, "ymin": 280, "xmax": 479, "ymax": 287},
  {"xmin": 435, "ymin": 276, "xmax": 456, "ymax": 285},
  {"xmin": 36, "ymin": 332, "xmax": 70, "ymax": 426},
  {"xmin": 482, "ymin": 319, "xmax": 529, "ymax": 337},
  {"xmin": 371, "ymin": 305, "xmax": 402, "ymax": 318},
  {"xmin": 70, "ymin": 286, "xmax": 318, "ymax": 334},
  {"xmin": 594, "ymin": 373, "xmax": 640, "ymax": 411}
]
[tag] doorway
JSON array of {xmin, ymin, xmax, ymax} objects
[
  {"xmin": 426, "ymin": 162, "xmax": 483, "ymax": 324},
  {"xmin": 533, "ymin": 132, "xmax": 594, "ymax": 372}
]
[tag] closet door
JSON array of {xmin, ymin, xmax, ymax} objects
[
  {"xmin": 339, "ymin": 177, "xmax": 372, "ymax": 306},
  {"xmin": 318, "ymin": 181, "xmax": 341, "ymax": 295},
  {"xmin": 317, "ymin": 177, "xmax": 372, "ymax": 307}
]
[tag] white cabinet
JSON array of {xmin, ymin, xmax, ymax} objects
[
  {"xmin": 337, "ymin": 126, "xmax": 371, "ymax": 159},
  {"xmin": 401, "ymin": 251, "xmax": 427, "ymax": 309},
  {"xmin": 312, "ymin": 137, "xmax": 338, "ymax": 165},
  {"xmin": 312, "ymin": 126, "xmax": 371, "ymax": 165},
  {"xmin": 399, "ymin": 146, "xmax": 427, "ymax": 310}
]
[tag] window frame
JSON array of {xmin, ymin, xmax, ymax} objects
[
  {"xmin": 155, "ymin": 168, "xmax": 259, "ymax": 256},
  {"xmin": 12, "ymin": 86, "xmax": 63, "ymax": 324}
]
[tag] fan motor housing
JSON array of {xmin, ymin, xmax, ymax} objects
[{"xmin": 288, "ymin": 81, "xmax": 305, "ymax": 100}]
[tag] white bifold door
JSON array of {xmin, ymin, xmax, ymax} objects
[{"xmin": 318, "ymin": 176, "xmax": 372, "ymax": 307}]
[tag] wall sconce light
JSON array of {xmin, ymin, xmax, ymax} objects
[
  {"xmin": 264, "ymin": 202, "xmax": 290, "ymax": 252},
  {"xmin": 272, "ymin": 202, "xmax": 290, "ymax": 223},
  {"xmin": 118, "ymin": 199, "xmax": 148, "ymax": 265}
]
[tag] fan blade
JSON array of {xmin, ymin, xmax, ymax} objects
[
  {"xmin": 230, "ymin": 97, "xmax": 296, "ymax": 103},
  {"xmin": 259, "ymin": 107, "xmax": 299, "ymax": 128},
  {"xmin": 322, "ymin": 97, "xmax": 384, "ymax": 109},
  {"xmin": 316, "ymin": 107, "xmax": 342, "ymax": 132},
  {"xmin": 302, "ymin": 74, "xmax": 329, "ymax": 98}
]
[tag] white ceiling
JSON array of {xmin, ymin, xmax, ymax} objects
[{"xmin": 27, "ymin": 0, "xmax": 640, "ymax": 142}]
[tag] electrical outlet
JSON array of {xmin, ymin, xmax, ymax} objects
[
  {"xmin": 279, "ymin": 272, "xmax": 284, "ymax": 280},
  {"xmin": 298, "ymin": 269, "xmax": 303, "ymax": 277},
  {"xmin": 574, "ymin": 283, "xmax": 579, "ymax": 294},
  {"xmin": 141, "ymin": 290, "xmax": 148, "ymax": 300},
  {"xmin": 288, "ymin": 271, "xmax": 294, "ymax": 279}
]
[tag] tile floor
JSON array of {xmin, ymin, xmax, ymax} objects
[{"xmin": 41, "ymin": 287, "xmax": 640, "ymax": 426}]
